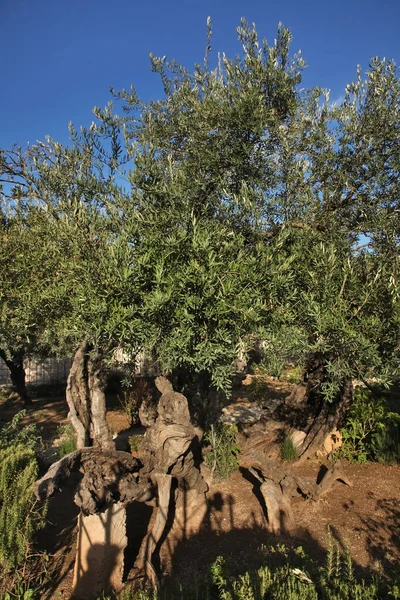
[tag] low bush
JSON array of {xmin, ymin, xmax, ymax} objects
[
  {"xmin": 281, "ymin": 437, "xmax": 297, "ymax": 461},
  {"xmin": 0, "ymin": 411, "xmax": 38, "ymax": 451},
  {"xmin": 204, "ymin": 423, "xmax": 240, "ymax": 481},
  {"xmin": 56, "ymin": 423, "xmax": 77, "ymax": 458},
  {"xmin": 100, "ymin": 534, "xmax": 394, "ymax": 599},
  {"xmin": 339, "ymin": 387, "xmax": 400, "ymax": 463},
  {"xmin": 0, "ymin": 412, "xmax": 47, "ymax": 599},
  {"xmin": 119, "ymin": 379, "xmax": 153, "ymax": 428}
]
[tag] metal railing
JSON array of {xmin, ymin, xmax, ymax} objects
[{"xmin": 0, "ymin": 356, "xmax": 72, "ymax": 386}]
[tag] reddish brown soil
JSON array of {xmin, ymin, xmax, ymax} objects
[
  {"xmin": 158, "ymin": 463, "xmax": 400, "ymax": 588},
  {"xmin": 1, "ymin": 385, "xmax": 400, "ymax": 598}
]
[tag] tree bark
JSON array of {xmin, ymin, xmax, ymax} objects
[
  {"xmin": 249, "ymin": 459, "xmax": 352, "ymax": 533},
  {"xmin": 34, "ymin": 448, "xmax": 153, "ymax": 511},
  {"xmin": 66, "ymin": 342, "xmax": 114, "ymax": 450},
  {"xmin": 88, "ymin": 354, "xmax": 114, "ymax": 451},
  {"xmin": 66, "ymin": 342, "xmax": 91, "ymax": 448},
  {"xmin": 299, "ymin": 376, "xmax": 353, "ymax": 460},
  {"xmin": 0, "ymin": 349, "xmax": 31, "ymax": 406},
  {"xmin": 137, "ymin": 473, "xmax": 172, "ymax": 588}
]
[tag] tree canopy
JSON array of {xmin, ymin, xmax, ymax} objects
[{"xmin": 1, "ymin": 19, "xmax": 399, "ymax": 425}]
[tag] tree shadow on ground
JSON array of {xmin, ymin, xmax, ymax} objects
[
  {"xmin": 71, "ymin": 543, "xmax": 122, "ymax": 600},
  {"xmin": 355, "ymin": 494, "xmax": 400, "ymax": 576},
  {"xmin": 38, "ymin": 463, "xmax": 400, "ymax": 598},
  {"xmin": 158, "ymin": 469, "xmax": 380, "ymax": 595},
  {"xmin": 124, "ymin": 500, "xmax": 154, "ymax": 578},
  {"xmin": 37, "ymin": 473, "xmax": 81, "ymax": 600}
]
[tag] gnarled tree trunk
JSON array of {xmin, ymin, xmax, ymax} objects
[
  {"xmin": 36, "ymin": 375, "xmax": 208, "ymax": 589},
  {"xmin": 66, "ymin": 342, "xmax": 114, "ymax": 450},
  {"xmin": 248, "ymin": 459, "xmax": 352, "ymax": 533},
  {"xmin": 299, "ymin": 375, "xmax": 353, "ymax": 460},
  {"xmin": 0, "ymin": 349, "xmax": 31, "ymax": 406}
]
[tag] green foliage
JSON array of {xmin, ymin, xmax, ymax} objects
[
  {"xmin": 318, "ymin": 530, "xmax": 380, "ymax": 600},
  {"xmin": 119, "ymin": 379, "xmax": 152, "ymax": 428},
  {"xmin": 0, "ymin": 443, "xmax": 44, "ymax": 569},
  {"xmin": 2, "ymin": 19, "xmax": 400, "ymax": 419},
  {"xmin": 0, "ymin": 411, "xmax": 46, "ymax": 600},
  {"xmin": 204, "ymin": 423, "xmax": 240, "ymax": 481},
  {"xmin": 0, "ymin": 411, "xmax": 38, "ymax": 451},
  {"xmin": 3, "ymin": 587, "xmax": 36, "ymax": 600},
  {"xmin": 56, "ymin": 423, "xmax": 77, "ymax": 458},
  {"xmin": 339, "ymin": 387, "xmax": 400, "ymax": 463},
  {"xmin": 108, "ymin": 540, "xmax": 386, "ymax": 599},
  {"xmin": 281, "ymin": 437, "xmax": 297, "ymax": 461},
  {"xmin": 372, "ymin": 419, "xmax": 400, "ymax": 464},
  {"xmin": 258, "ymin": 328, "xmax": 307, "ymax": 380},
  {"xmin": 286, "ymin": 365, "xmax": 304, "ymax": 384},
  {"xmin": 389, "ymin": 583, "xmax": 400, "ymax": 599}
]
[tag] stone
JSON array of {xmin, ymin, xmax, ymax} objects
[
  {"xmin": 323, "ymin": 429, "xmax": 343, "ymax": 454},
  {"xmin": 72, "ymin": 503, "xmax": 127, "ymax": 599},
  {"xmin": 290, "ymin": 430, "xmax": 307, "ymax": 449},
  {"xmin": 220, "ymin": 400, "xmax": 265, "ymax": 424}
]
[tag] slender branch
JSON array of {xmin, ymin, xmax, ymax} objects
[
  {"xmin": 338, "ymin": 272, "xmax": 348, "ymax": 299},
  {"xmin": 353, "ymin": 242, "xmax": 371, "ymax": 252},
  {"xmin": 0, "ymin": 178, "xmax": 29, "ymax": 188}
]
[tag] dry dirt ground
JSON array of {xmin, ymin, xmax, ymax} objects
[{"xmin": 1, "ymin": 383, "xmax": 400, "ymax": 598}]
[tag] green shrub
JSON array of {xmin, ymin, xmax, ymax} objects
[
  {"xmin": 204, "ymin": 423, "xmax": 240, "ymax": 481},
  {"xmin": 96, "ymin": 536, "xmax": 395, "ymax": 600},
  {"xmin": 0, "ymin": 411, "xmax": 47, "ymax": 599},
  {"xmin": 0, "ymin": 413, "xmax": 49, "ymax": 598},
  {"xmin": 0, "ymin": 411, "xmax": 38, "ymax": 451},
  {"xmin": 56, "ymin": 423, "xmax": 77, "ymax": 458},
  {"xmin": 119, "ymin": 379, "xmax": 152, "ymax": 428},
  {"xmin": 0, "ymin": 444, "xmax": 41, "ymax": 569},
  {"xmin": 371, "ymin": 417, "xmax": 400, "ymax": 464},
  {"xmin": 318, "ymin": 530, "xmax": 380, "ymax": 600},
  {"xmin": 281, "ymin": 437, "xmax": 297, "ymax": 461},
  {"xmin": 339, "ymin": 387, "xmax": 400, "ymax": 463},
  {"xmin": 206, "ymin": 538, "xmax": 381, "ymax": 600},
  {"xmin": 286, "ymin": 365, "xmax": 304, "ymax": 384}
]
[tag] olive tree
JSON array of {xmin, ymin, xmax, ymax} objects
[
  {"xmin": 99, "ymin": 21, "xmax": 307, "ymax": 410},
  {"xmin": 0, "ymin": 187, "xmax": 65, "ymax": 405},
  {"xmin": 2, "ymin": 20, "xmax": 399, "ymax": 451}
]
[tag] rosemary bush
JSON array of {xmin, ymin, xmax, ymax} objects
[{"xmin": 204, "ymin": 423, "xmax": 240, "ymax": 481}]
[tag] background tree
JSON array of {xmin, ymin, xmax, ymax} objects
[
  {"xmin": 0, "ymin": 194, "xmax": 62, "ymax": 405},
  {"xmin": 0, "ymin": 138, "xmax": 144, "ymax": 445}
]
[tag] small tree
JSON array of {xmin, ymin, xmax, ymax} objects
[{"xmin": 0, "ymin": 200, "xmax": 58, "ymax": 405}]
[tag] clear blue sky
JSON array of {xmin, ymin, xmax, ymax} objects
[{"xmin": 1, "ymin": 0, "xmax": 399, "ymax": 149}]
